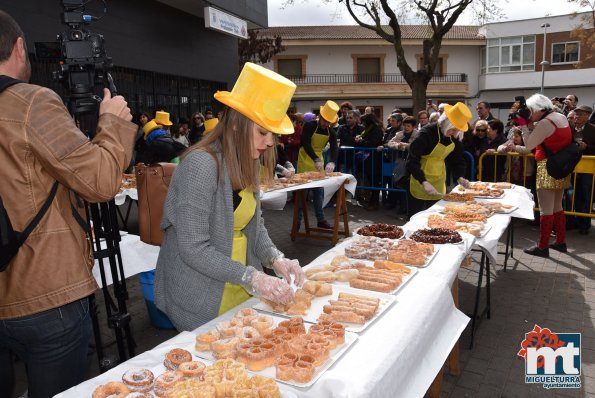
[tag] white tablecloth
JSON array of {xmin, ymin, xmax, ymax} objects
[
  {"xmin": 407, "ymin": 185, "xmax": 535, "ymax": 265},
  {"xmin": 56, "ymin": 274, "xmax": 467, "ymax": 398},
  {"xmin": 92, "ymin": 234, "xmax": 159, "ymax": 288},
  {"xmin": 260, "ymin": 174, "xmax": 357, "ymax": 210},
  {"xmin": 114, "ymin": 189, "xmax": 137, "ymax": 206},
  {"xmin": 113, "ymin": 174, "xmax": 357, "ymax": 212}
]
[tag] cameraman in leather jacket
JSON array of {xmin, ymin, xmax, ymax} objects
[{"xmin": 0, "ymin": 11, "xmax": 136, "ymax": 397}]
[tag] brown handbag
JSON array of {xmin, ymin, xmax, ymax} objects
[{"xmin": 135, "ymin": 162, "xmax": 177, "ymax": 246}]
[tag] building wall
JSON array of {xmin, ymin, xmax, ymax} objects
[{"xmin": 0, "ymin": 0, "xmax": 245, "ymax": 87}]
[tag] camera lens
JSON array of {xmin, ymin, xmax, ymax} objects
[{"xmin": 70, "ymin": 30, "xmax": 83, "ymax": 40}]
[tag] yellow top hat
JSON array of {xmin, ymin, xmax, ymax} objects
[
  {"xmin": 214, "ymin": 62, "xmax": 296, "ymax": 135},
  {"xmin": 203, "ymin": 118, "xmax": 219, "ymax": 135},
  {"xmin": 143, "ymin": 120, "xmax": 159, "ymax": 139},
  {"xmin": 319, "ymin": 100, "xmax": 339, "ymax": 124},
  {"xmin": 154, "ymin": 111, "xmax": 173, "ymax": 126},
  {"xmin": 444, "ymin": 102, "xmax": 472, "ymax": 132}
]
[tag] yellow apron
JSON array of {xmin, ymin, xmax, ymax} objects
[
  {"xmin": 218, "ymin": 189, "xmax": 256, "ymax": 315},
  {"xmin": 410, "ymin": 128, "xmax": 455, "ymax": 200},
  {"xmin": 297, "ymin": 126, "xmax": 329, "ymax": 172}
]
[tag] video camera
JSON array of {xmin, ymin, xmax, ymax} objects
[
  {"xmin": 508, "ymin": 95, "xmax": 530, "ymax": 122},
  {"xmin": 54, "ymin": 0, "xmax": 113, "ymax": 116}
]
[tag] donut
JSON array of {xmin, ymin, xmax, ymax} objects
[
  {"xmin": 121, "ymin": 368, "xmax": 154, "ymax": 393},
  {"xmin": 216, "ymin": 321, "xmax": 238, "ymax": 338},
  {"xmin": 236, "ymin": 308, "xmax": 258, "ymax": 318},
  {"xmin": 92, "ymin": 381, "xmax": 129, "ymax": 398},
  {"xmin": 211, "ymin": 337, "xmax": 238, "ymax": 353},
  {"xmin": 123, "ymin": 393, "xmax": 151, "ymax": 398},
  {"xmin": 154, "ymin": 371, "xmax": 184, "ymax": 397},
  {"xmin": 163, "ymin": 348, "xmax": 192, "ymax": 371},
  {"xmin": 293, "ymin": 359, "xmax": 315, "ymax": 383},
  {"xmin": 275, "ymin": 357, "xmax": 295, "ymax": 381},
  {"xmin": 250, "ymin": 315, "xmax": 273, "ymax": 335},
  {"xmin": 178, "ymin": 360, "xmax": 206, "ymax": 379},
  {"xmin": 410, "ymin": 228, "xmax": 462, "ymax": 244},
  {"xmin": 235, "ymin": 326, "xmax": 260, "ymax": 341},
  {"xmin": 245, "ymin": 346, "xmax": 273, "ymax": 371}
]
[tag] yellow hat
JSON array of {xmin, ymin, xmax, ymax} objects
[
  {"xmin": 444, "ymin": 102, "xmax": 472, "ymax": 132},
  {"xmin": 154, "ymin": 111, "xmax": 173, "ymax": 126},
  {"xmin": 143, "ymin": 120, "xmax": 159, "ymax": 139},
  {"xmin": 319, "ymin": 100, "xmax": 339, "ymax": 124},
  {"xmin": 203, "ymin": 118, "xmax": 219, "ymax": 135},
  {"xmin": 214, "ymin": 62, "xmax": 296, "ymax": 135}
]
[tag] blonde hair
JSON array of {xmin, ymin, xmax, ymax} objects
[
  {"xmin": 474, "ymin": 119, "xmax": 488, "ymax": 133},
  {"xmin": 183, "ymin": 108, "xmax": 276, "ymax": 190}
]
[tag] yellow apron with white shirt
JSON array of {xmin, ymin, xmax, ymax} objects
[
  {"xmin": 218, "ymin": 189, "xmax": 256, "ymax": 315},
  {"xmin": 297, "ymin": 126, "xmax": 329, "ymax": 172},
  {"xmin": 410, "ymin": 128, "xmax": 454, "ymax": 200}
]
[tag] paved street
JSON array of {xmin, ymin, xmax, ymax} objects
[{"xmin": 11, "ymin": 196, "xmax": 594, "ymax": 398}]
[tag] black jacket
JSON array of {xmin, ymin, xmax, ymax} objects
[{"xmin": 406, "ymin": 123, "xmax": 466, "ymax": 184}]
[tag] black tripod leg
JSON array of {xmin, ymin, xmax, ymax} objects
[{"xmin": 89, "ymin": 294, "xmax": 104, "ymax": 369}]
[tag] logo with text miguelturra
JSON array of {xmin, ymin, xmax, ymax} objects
[{"xmin": 518, "ymin": 324, "xmax": 581, "ymax": 389}]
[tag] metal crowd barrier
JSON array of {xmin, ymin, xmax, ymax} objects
[{"xmin": 477, "ymin": 152, "xmax": 595, "ymax": 218}]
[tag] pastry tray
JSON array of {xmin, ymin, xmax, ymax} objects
[
  {"xmin": 313, "ymin": 260, "xmax": 418, "ymax": 295},
  {"xmin": 253, "ymin": 284, "xmax": 396, "ymax": 333},
  {"xmin": 404, "ymin": 229, "xmax": 465, "ymax": 246},
  {"xmin": 60, "ymin": 331, "xmax": 296, "ymax": 398},
  {"xmin": 193, "ymin": 315, "xmax": 358, "ymax": 388}
]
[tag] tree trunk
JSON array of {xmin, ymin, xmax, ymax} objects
[{"xmin": 411, "ymin": 73, "xmax": 430, "ymax": 116}]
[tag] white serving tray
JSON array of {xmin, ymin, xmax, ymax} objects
[
  {"xmin": 316, "ymin": 260, "xmax": 418, "ymax": 295},
  {"xmin": 253, "ymin": 284, "xmax": 396, "ymax": 333},
  {"xmin": 193, "ymin": 314, "xmax": 358, "ymax": 389},
  {"xmin": 65, "ymin": 331, "xmax": 296, "ymax": 398}
]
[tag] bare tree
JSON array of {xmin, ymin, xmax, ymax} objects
[
  {"xmin": 568, "ymin": 0, "xmax": 595, "ymax": 67},
  {"xmin": 238, "ymin": 29, "xmax": 285, "ymax": 69},
  {"xmin": 282, "ymin": 0, "xmax": 502, "ymax": 114}
]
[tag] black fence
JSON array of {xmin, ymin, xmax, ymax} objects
[{"xmin": 285, "ymin": 73, "xmax": 468, "ymax": 85}]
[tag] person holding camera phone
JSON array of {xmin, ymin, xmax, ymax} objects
[
  {"xmin": 0, "ymin": 11, "xmax": 137, "ymax": 398},
  {"xmin": 517, "ymin": 94, "xmax": 573, "ymax": 257}
]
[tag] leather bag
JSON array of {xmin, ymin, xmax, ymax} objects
[
  {"xmin": 136, "ymin": 162, "xmax": 177, "ymax": 246},
  {"xmin": 541, "ymin": 141, "xmax": 582, "ymax": 180}
]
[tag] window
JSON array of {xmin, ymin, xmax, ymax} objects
[
  {"xmin": 357, "ymin": 57, "xmax": 381, "ymax": 82},
  {"xmin": 277, "ymin": 59, "xmax": 303, "ymax": 78},
  {"xmin": 481, "ymin": 35, "xmax": 535, "ymax": 74},
  {"xmin": 552, "ymin": 42, "xmax": 579, "ymax": 64},
  {"xmin": 416, "ymin": 54, "xmax": 448, "ymax": 76}
]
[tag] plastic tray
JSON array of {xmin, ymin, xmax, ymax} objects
[
  {"xmin": 193, "ymin": 315, "xmax": 358, "ymax": 388},
  {"xmin": 254, "ymin": 284, "xmax": 396, "ymax": 333},
  {"xmin": 316, "ymin": 261, "xmax": 418, "ymax": 295}
]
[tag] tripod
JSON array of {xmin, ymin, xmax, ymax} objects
[{"xmin": 68, "ymin": 81, "xmax": 136, "ymax": 373}]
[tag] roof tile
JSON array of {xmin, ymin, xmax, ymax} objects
[{"xmin": 258, "ymin": 25, "xmax": 482, "ymax": 40}]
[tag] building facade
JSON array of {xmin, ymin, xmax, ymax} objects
[{"xmin": 258, "ymin": 13, "xmax": 595, "ymax": 122}]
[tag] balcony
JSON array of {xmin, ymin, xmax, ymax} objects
[{"xmin": 286, "ymin": 73, "xmax": 469, "ymax": 99}]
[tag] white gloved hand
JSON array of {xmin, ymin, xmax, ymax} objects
[
  {"xmin": 325, "ymin": 162, "xmax": 335, "ymax": 174},
  {"xmin": 283, "ymin": 162, "xmax": 295, "ymax": 177},
  {"xmin": 272, "ymin": 257, "xmax": 305, "ymax": 287},
  {"xmin": 422, "ymin": 181, "xmax": 440, "ymax": 196},
  {"xmin": 280, "ymin": 167, "xmax": 294, "ymax": 178},
  {"xmin": 457, "ymin": 177, "xmax": 471, "ymax": 188},
  {"xmin": 314, "ymin": 159, "xmax": 323, "ymax": 171},
  {"xmin": 250, "ymin": 271, "xmax": 294, "ymax": 305}
]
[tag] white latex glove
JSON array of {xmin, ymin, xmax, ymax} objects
[
  {"xmin": 272, "ymin": 257, "xmax": 305, "ymax": 287},
  {"xmin": 457, "ymin": 177, "xmax": 471, "ymax": 189},
  {"xmin": 279, "ymin": 167, "xmax": 294, "ymax": 178},
  {"xmin": 283, "ymin": 162, "xmax": 295, "ymax": 177},
  {"xmin": 314, "ymin": 159, "xmax": 323, "ymax": 171},
  {"xmin": 250, "ymin": 271, "xmax": 294, "ymax": 305},
  {"xmin": 325, "ymin": 162, "xmax": 335, "ymax": 174},
  {"xmin": 422, "ymin": 181, "xmax": 440, "ymax": 196}
]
